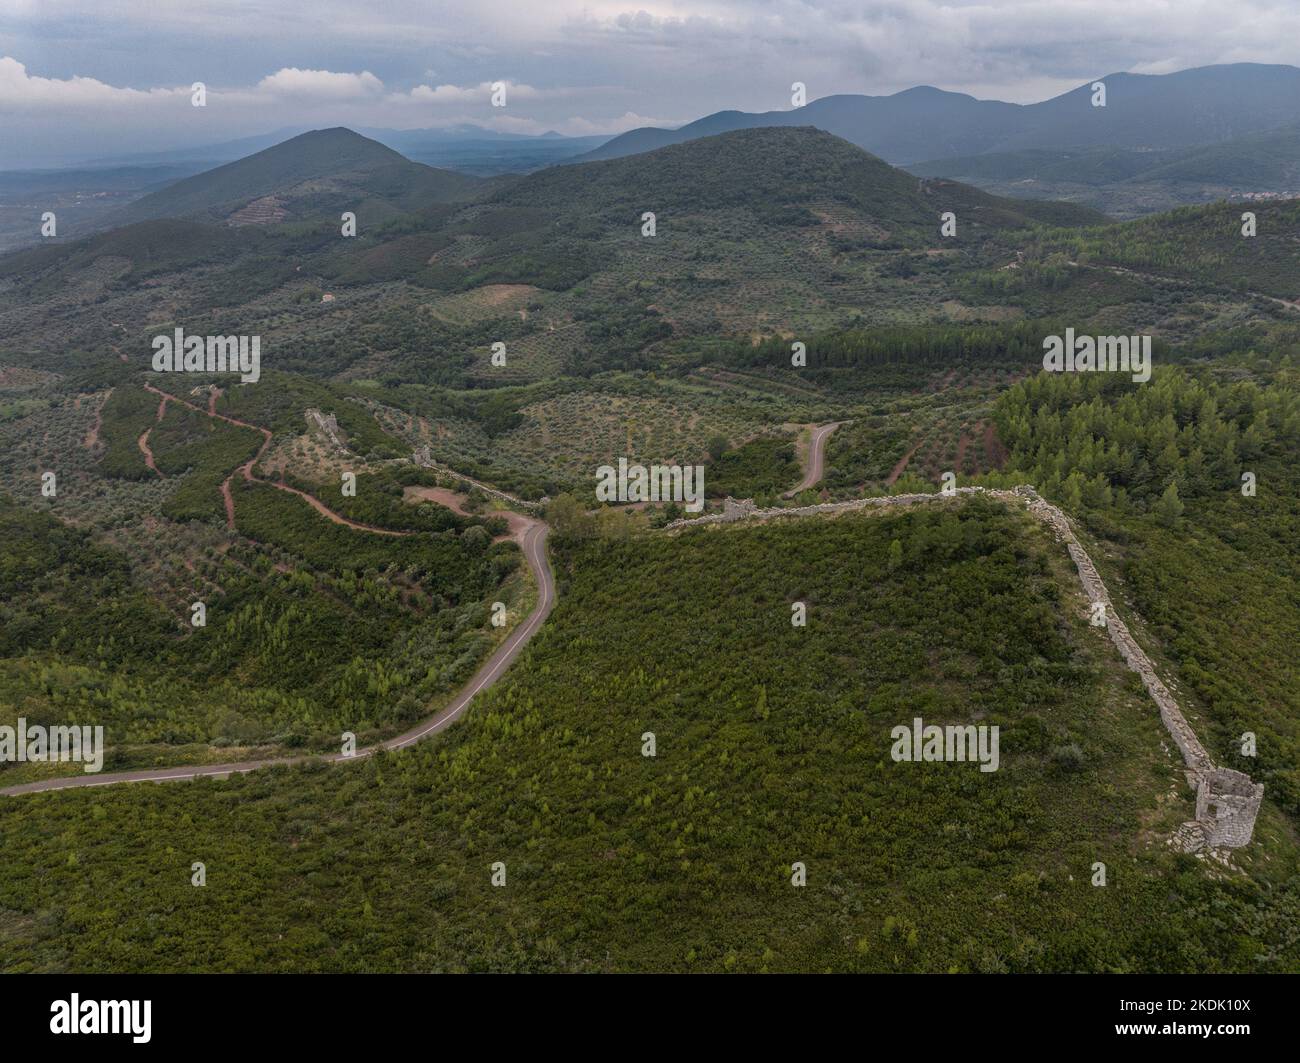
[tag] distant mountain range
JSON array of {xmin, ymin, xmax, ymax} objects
[
  {"xmin": 569, "ymin": 64, "xmax": 1300, "ymax": 218},
  {"xmin": 578, "ymin": 63, "xmax": 1300, "ymax": 165},
  {"xmin": 83, "ymin": 122, "xmax": 1104, "ymax": 245},
  {"xmin": 0, "ymin": 125, "xmax": 609, "ymax": 252},
  {"xmin": 6, "ymin": 61, "xmax": 1300, "ymax": 256},
  {"xmin": 10, "ymin": 124, "xmax": 1102, "ymax": 272}
]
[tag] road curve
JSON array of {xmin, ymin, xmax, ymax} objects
[
  {"xmin": 783, "ymin": 422, "xmax": 840, "ymax": 498},
  {"xmin": 0, "ymin": 521, "xmax": 554, "ymax": 797}
]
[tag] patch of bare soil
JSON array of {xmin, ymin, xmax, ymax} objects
[
  {"xmin": 138, "ymin": 430, "xmax": 160, "ymax": 475},
  {"xmin": 83, "ymin": 388, "xmax": 111, "ymax": 449},
  {"xmin": 403, "ymin": 486, "xmax": 536, "ymax": 544},
  {"xmin": 477, "ymin": 283, "xmax": 538, "ymax": 306},
  {"xmin": 955, "ymin": 432, "xmax": 971, "ymax": 473}
]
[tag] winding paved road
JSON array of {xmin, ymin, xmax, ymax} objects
[
  {"xmin": 0, "ymin": 519, "xmax": 554, "ymax": 797},
  {"xmin": 783, "ymin": 422, "xmax": 840, "ymax": 498}
]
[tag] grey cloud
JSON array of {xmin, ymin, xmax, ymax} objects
[{"xmin": 2, "ymin": 1, "xmax": 1298, "ymax": 163}]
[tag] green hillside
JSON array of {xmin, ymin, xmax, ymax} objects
[
  {"xmin": 3, "ymin": 499, "xmax": 1298, "ymax": 971},
  {"xmin": 1139, "ymin": 125, "xmax": 1300, "ymax": 187},
  {"xmin": 508, "ymin": 127, "xmax": 1107, "ymax": 233},
  {"xmin": 0, "ymin": 375, "xmax": 525, "ymax": 777},
  {"xmin": 910, "ymin": 147, "xmax": 1171, "ymax": 187},
  {"xmin": 1032, "ymin": 198, "xmax": 1300, "ymax": 299},
  {"xmin": 915, "ymin": 126, "xmax": 1300, "ymax": 193},
  {"xmin": 2, "ymin": 108, "xmax": 1300, "ymax": 979},
  {"xmin": 0, "ymin": 126, "xmax": 1120, "ymax": 388},
  {"xmin": 0, "ymin": 218, "xmax": 245, "ymax": 284},
  {"xmin": 910, "ymin": 124, "xmax": 1300, "ymax": 218},
  {"xmin": 994, "ymin": 359, "xmax": 1300, "ymax": 817}
]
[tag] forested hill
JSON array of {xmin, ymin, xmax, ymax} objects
[
  {"xmin": 119, "ymin": 127, "xmax": 485, "ymax": 225},
  {"xmin": 0, "ymin": 124, "xmax": 1115, "ymax": 376},
  {"xmin": 500, "ymin": 127, "xmax": 1109, "ymax": 233}
]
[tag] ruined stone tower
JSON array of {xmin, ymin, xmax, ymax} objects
[
  {"xmin": 721, "ymin": 497, "xmax": 757, "ymax": 521},
  {"xmin": 1195, "ymin": 768, "xmax": 1265, "ymax": 849}
]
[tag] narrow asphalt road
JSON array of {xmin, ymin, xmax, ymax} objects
[
  {"xmin": 783, "ymin": 422, "xmax": 840, "ymax": 498},
  {"xmin": 0, "ymin": 520, "xmax": 554, "ymax": 797}
]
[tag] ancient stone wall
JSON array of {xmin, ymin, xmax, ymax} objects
[
  {"xmin": 721, "ymin": 497, "xmax": 757, "ymax": 521},
  {"xmin": 1013, "ymin": 486, "xmax": 1218, "ymax": 778},
  {"xmin": 666, "ymin": 484, "xmax": 1264, "ymax": 849}
]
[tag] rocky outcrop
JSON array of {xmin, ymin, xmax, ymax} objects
[{"xmin": 667, "ymin": 484, "xmax": 1264, "ymax": 850}]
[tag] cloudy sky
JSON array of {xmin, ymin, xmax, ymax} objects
[{"xmin": 3, "ymin": 0, "xmax": 1300, "ymax": 164}]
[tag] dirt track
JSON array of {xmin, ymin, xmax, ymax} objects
[
  {"xmin": 0, "ymin": 521, "xmax": 554, "ymax": 797},
  {"xmin": 137, "ymin": 430, "xmax": 160, "ymax": 475},
  {"xmin": 886, "ymin": 439, "xmax": 924, "ymax": 486},
  {"xmin": 142, "ymin": 383, "xmax": 403, "ymax": 535},
  {"xmin": 0, "ymin": 392, "xmax": 557, "ymax": 797}
]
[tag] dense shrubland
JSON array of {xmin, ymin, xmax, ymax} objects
[
  {"xmin": 3, "ymin": 502, "xmax": 1298, "ymax": 972},
  {"xmin": 3, "ymin": 122, "xmax": 1300, "ymax": 974},
  {"xmin": 991, "ymin": 357, "xmax": 1300, "ymax": 818}
]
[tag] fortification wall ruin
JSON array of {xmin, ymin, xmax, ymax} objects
[
  {"xmin": 667, "ymin": 485, "xmax": 1264, "ymax": 850},
  {"xmin": 306, "ymin": 408, "xmax": 347, "ymax": 453}
]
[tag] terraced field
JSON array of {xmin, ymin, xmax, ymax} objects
[
  {"xmin": 0, "ymin": 364, "xmax": 530, "ymax": 779},
  {"xmin": 372, "ymin": 375, "xmax": 792, "ymax": 496}
]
